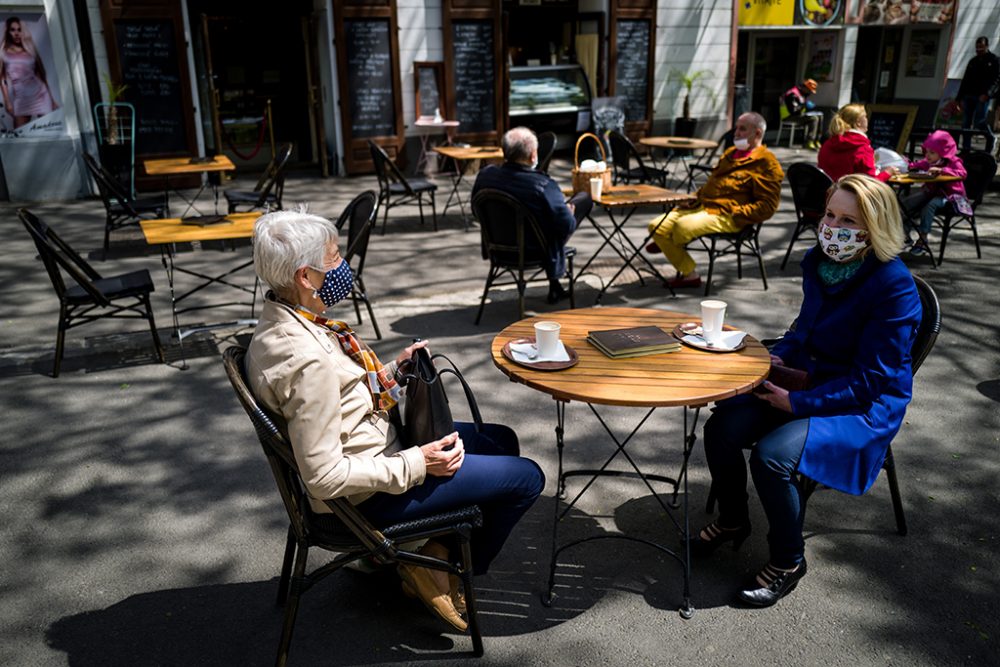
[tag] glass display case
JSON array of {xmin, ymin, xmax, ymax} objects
[{"xmin": 508, "ymin": 65, "xmax": 592, "ymax": 139}]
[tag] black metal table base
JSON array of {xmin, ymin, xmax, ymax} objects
[{"xmin": 542, "ymin": 400, "xmax": 701, "ymax": 619}]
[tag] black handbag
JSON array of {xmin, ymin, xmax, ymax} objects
[{"xmin": 399, "ymin": 346, "xmax": 482, "ymax": 447}]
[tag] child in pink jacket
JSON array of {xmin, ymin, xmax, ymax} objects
[{"xmin": 897, "ymin": 131, "xmax": 969, "ymax": 254}]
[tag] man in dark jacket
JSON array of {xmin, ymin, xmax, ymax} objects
[
  {"xmin": 957, "ymin": 36, "xmax": 1000, "ymax": 153},
  {"xmin": 472, "ymin": 127, "xmax": 592, "ymax": 302}
]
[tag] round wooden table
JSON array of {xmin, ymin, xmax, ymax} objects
[
  {"xmin": 491, "ymin": 306, "xmax": 770, "ymax": 618},
  {"xmin": 639, "ymin": 136, "xmax": 719, "ymax": 151}
]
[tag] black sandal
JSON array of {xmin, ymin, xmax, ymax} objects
[
  {"xmin": 687, "ymin": 521, "xmax": 751, "ymax": 556},
  {"xmin": 738, "ymin": 559, "xmax": 808, "ymax": 607}
]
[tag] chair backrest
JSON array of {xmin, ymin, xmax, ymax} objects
[
  {"xmin": 335, "ymin": 190, "xmax": 378, "ymax": 276},
  {"xmin": 960, "ymin": 151, "xmax": 998, "ymax": 209},
  {"xmin": 607, "ymin": 130, "xmax": 634, "ymax": 169},
  {"xmin": 910, "ymin": 275, "xmax": 940, "ymax": 375},
  {"xmin": 368, "ymin": 140, "xmax": 412, "ymax": 196},
  {"xmin": 83, "ymin": 152, "xmax": 142, "ymax": 218},
  {"xmin": 472, "ymin": 188, "xmax": 552, "ymax": 270},
  {"xmin": 18, "ymin": 209, "xmax": 109, "ymax": 306},
  {"xmin": 537, "ymin": 131, "xmax": 557, "ymax": 174},
  {"xmin": 255, "ymin": 143, "xmax": 294, "ymax": 208},
  {"xmin": 787, "ymin": 162, "xmax": 833, "ymax": 226}
]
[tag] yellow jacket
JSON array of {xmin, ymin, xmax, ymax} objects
[{"xmin": 697, "ymin": 145, "xmax": 784, "ymax": 228}]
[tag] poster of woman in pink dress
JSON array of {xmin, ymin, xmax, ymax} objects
[{"xmin": 0, "ymin": 13, "xmax": 61, "ymax": 134}]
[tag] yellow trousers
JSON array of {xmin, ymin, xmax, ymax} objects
[{"xmin": 647, "ymin": 205, "xmax": 740, "ymax": 275}]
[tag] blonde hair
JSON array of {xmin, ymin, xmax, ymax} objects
[
  {"xmin": 827, "ymin": 174, "xmax": 904, "ymax": 262},
  {"xmin": 0, "ymin": 17, "xmax": 43, "ymax": 76},
  {"xmin": 828, "ymin": 104, "xmax": 867, "ymax": 137}
]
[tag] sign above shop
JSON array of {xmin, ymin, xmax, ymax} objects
[
  {"xmin": 737, "ymin": 0, "xmax": 845, "ymax": 27},
  {"xmin": 0, "ymin": 11, "xmax": 64, "ymax": 140},
  {"xmin": 855, "ymin": 0, "xmax": 954, "ymax": 25}
]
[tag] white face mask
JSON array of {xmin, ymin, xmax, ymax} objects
[
  {"xmin": 818, "ymin": 222, "xmax": 869, "ymax": 263},
  {"xmin": 733, "ymin": 137, "xmax": 750, "ymax": 151}
]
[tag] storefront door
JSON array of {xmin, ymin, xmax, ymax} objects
[{"xmin": 749, "ymin": 34, "xmax": 801, "ymax": 132}]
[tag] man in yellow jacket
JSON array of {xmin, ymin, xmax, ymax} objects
[{"xmin": 648, "ymin": 111, "xmax": 783, "ymax": 288}]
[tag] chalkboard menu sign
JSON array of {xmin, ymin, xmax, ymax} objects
[
  {"xmin": 615, "ymin": 19, "xmax": 651, "ymax": 122},
  {"xmin": 452, "ymin": 21, "xmax": 494, "ymax": 133},
  {"xmin": 867, "ymin": 105, "xmax": 918, "ymax": 154},
  {"xmin": 114, "ymin": 20, "xmax": 186, "ymax": 154},
  {"xmin": 345, "ymin": 19, "xmax": 396, "ymax": 138}
]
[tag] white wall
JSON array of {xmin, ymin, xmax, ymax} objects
[
  {"xmin": 947, "ymin": 0, "xmax": 1000, "ymax": 79},
  {"xmin": 895, "ymin": 24, "xmax": 953, "ymax": 99},
  {"xmin": 397, "ymin": 0, "xmax": 444, "ymax": 134}
]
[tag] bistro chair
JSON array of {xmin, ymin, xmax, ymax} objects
[
  {"xmin": 706, "ymin": 275, "xmax": 940, "ymax": 537},
  {"xmin": 221, "ymin": 346, "xmax": 485, "ymax": 666},
  {"xmin": 83, "ymin": 152, "xmax": 168, "ymax": 257},
  {"xmin": 607, "ymin": 130, "xmax": 669, "ymax": 188},
  {"xmin": 537, "ymin": 131, "xmax": 557, "ymax": 175},
  {"xmin": 782, "ymin": 163, "xmax": 833, "ymax": 270},
  {"xmin": 682, "ymin": 129, "xmax": 735, "ymax": 192},
  {"xmin": 334, "ymin": 190, "xmax": 382, "ymax": 340},
  {"xmin": 224, "ymin": 143, "xmax": 293, "ymax": 214},
  {"xmin": 369, "ymin": 140, "xmax": 438, "ymax": 234},
  {"xmin": 775, "ymin": 95, "xmax": 807, "ymax": 148},
  {"xmin": 19, "ymin": 209, "xmax": 164, "ymax": 378},
  {"xmin": 689, "ymin": 222, "xmax": 769, "ymax": 296},
  {"xmin": 472, "ymin": 188, "xmax": 575, "ymax": 325},
  {"xmin": 934, "ymin": 150, "xmax": 997, "ymax": 264}
]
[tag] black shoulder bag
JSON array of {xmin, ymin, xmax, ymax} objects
[{"xmin": 398, "ymin": 346, "xmax": 482, "ymax": 447}]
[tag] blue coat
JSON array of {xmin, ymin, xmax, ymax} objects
[
  {"xmin": 472, "ymin": 162, "xmax": 577, "ymax": 279},
  {"xmin": 772, "ymin": 248, "xmax": 922, "ymax": 495}
]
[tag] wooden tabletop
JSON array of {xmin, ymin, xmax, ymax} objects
[
  {"xmin": 595, "ymin": 184, "xmax": 690, "ymax": 208},
  {"xmin": 143, "ymin": 155, "xmax": 236, "ymax": 176},
  {"xmin": 491, "ymin": 307, "xmax": 771, "ymax": 408},
  {"xmin": 888, "ymin": 173, "xmax": 962, "ymax": 185},
  {"xmin": 640, "ymin": 136, "xmax": 718, "ymax": 151},
  {"xmin": 433, "ymin": 145, "xmax": 504, "ymax": 161},
  {"xmin": 140, "ymin": 212, "xmax": 260, "ymax": 245}
]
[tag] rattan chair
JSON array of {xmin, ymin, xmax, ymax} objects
[
  {"xmin": 19, "ymin": 208, "xmax": 164, "ymax": 377},
  {"xmin": 934, "ymin": 150, "xmax": 997, "ymax": 264},
  {"xmin": 369, "ymin": 140, "xmax": 438, "ymax": 233},
  {"xmin": 221, "ymin": 346, "xmax": 485, "ymax": 666},
  {"xmin": 608, "ymin": 130, "xmax": 669, "ymax": 187},
  {"xmin": 689, "ymin": 222, "xmax": 769, "ymax": 296},
  {"xmin": 472, "ymin": 188, "xmax": 575, "ymax": 324},
  {"xmin": 782, "ymin": 163, "xmax": 833, "ymax": 270},
  {"xmin": 537, "ymin": 131, "xmax": 557, "ymax": 175},
  {"xmin": 83, "ymin": 152, "xmax": 168, "ymax": 256},
  {"xmin": 334, "ymin": 190, "xmax": 382, "ymax": 339}
]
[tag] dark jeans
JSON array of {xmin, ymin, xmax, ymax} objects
[
  {"xmin": 962, "ymin": 95, "xmax": 995, "ymax": 153},
  {"xmin": 703, "ymin": 396, "xmax": 810, "ymax": 569},
  {"xmin": 357, "ymin": 421, "xmax": 544, "ymax": 575}
]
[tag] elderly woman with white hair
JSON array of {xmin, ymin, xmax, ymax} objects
[{"xmin": 246, "ymin": 209, "xmax": 544, "ymax": 632}]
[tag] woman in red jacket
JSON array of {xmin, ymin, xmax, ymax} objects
[{"xmin": 817, "ymin": 104, "xmax": 892, "ymax": 183}]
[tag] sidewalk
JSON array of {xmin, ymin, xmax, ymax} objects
[{"xmin": 2, "ymin": 150, "xmax": 998, "ymax": 666}]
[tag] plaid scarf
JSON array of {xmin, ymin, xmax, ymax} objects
[{"xmin": 294, "ymin": 305, "xmax": 401, "ymax": 411}]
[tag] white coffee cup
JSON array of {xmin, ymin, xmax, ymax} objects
[
  {"xmin": 590, "ymin": 177, "xmax": 603, "ymax": 201},
  {"xmin": 700, "ymin": 300, "xmax": 727, "ymax": 345},
  {"xmin": 534, "ymin": 321, "xmax": 561, "ymax": 358}
]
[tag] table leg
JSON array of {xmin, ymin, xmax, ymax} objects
[
  {"xmin": 441, "ymin": 166, "xmax": 467, "ymax": 221},
  {"xmin": 593, "ymin": 207, "xmax": 676, "ymax": 303},
  {"xmin": 574, "ymin": 212, "xmax": 639, "ymax": 290},
  {"xmin": 160, "ymin": 244, "xmax": 189, "ymax": 371}
]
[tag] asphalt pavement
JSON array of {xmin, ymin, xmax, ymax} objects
[{"xmin": 2, "ymin": 146, "xmax": 998, "ymax": 666}]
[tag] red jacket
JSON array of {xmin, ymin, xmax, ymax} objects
[{"xmin": 817, "ymin": 131, "xmax": 892, "ymax": 183}]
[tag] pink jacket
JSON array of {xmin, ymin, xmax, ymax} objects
[{"xmin": 908, "ymin": 130, "xmax": 967, "ymax": 200}]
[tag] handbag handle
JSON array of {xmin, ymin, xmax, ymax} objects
[
  {"xmin": 574, "ymin": 132, "xmax": 607, "ymax": 167},
  {"xmin": 431, "ymin": 353, "xmax": 483, "ymax": 432}
]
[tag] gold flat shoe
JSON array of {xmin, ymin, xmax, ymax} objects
[{"xmin": 398, "ymin": 565, "xmax": 468, "ymax": 632}]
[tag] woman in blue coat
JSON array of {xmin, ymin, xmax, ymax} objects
[{"xmin": 693, "ymin": 174, "xmax": 922, "ymax": 607}]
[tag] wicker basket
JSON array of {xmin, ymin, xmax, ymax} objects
[{"xmin": 571, "ymin": 132, "xmax": 612, "ymax": 195}]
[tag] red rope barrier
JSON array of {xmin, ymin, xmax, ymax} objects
[{"xmin": 222, "ymin": 112, "xmax": 268, "ymax": 160}]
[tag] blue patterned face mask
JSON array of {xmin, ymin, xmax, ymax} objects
[{"xmin": 308, "ymin": 260, "xmax": 354, "ymax": 308}]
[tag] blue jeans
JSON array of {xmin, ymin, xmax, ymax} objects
[
  {"xmin": 357, "ymin": 422, "xmax": 544, "ymax": 575},
  {"xmin": 902, "ymin": 191, "xmax": 948, "ymax": 234},
  {"xmin": 703, "ymin": 396, "xmax": 809, "ymax": 569},
  {"xmin": 962, "ymin": 95, "xmax": 995, "ymax": 153}
]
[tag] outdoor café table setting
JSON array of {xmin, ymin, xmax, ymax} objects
[
  {"xmin": 887, "ymin": 171, "xmax": 962, "ymax": 266},
  {"xmin": 432, "ymin": 144, "xmax": 504, "ymax": 223},
  {"xmin": 566, "ymin": 183, "xmax": 690, "ymax": 302},
  {"xmin": 639, "ymin": 135, "xmax": 719, "ymax": 184},
  {"xmin": 491, "ymin": 305, "xmax": 771, "ymax": 618},
  {"xmin": 140, "ymin": 212, "xmax": 261, "ymax": 364},
  {"xmin": 143, "ymin": 154, "xmax": 237, "ymax": 217}
]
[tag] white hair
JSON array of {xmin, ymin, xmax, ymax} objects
[
  {"xmin": 253, "ymin": 209, "xmax": 339, "ymax": 296},
  {"xmin": 740, "ymin": 111, "xmax": 767, "ymax": 136},
  {"xmin": 502, "ymin": 126, "xmax": 538, "ymax": 163}
]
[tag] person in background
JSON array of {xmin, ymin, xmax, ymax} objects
[
  {"xmin": 783, "ymin": 79, "xmax": 823, "ymax": 150},
  {"xmin": 645, "ymin": 111, "xmax": 783, "ymax": 289},
  {"xmin": 472, "ymin": 126, "xmax": 592, "ymax": 303},
  {"xmin": 886, "ymin": 130, "xmax": 969, "ymax": 256},
  {"xmin": 693, "ymin": 174, "xmax": 921, "ymax": 608},
  {"xmin": 247, "ymin": 210, "xmax": 544, "ymax": 633},
  {"xmin": 817, "ymin": 104, "xmax": 892, "ymax": 182},
  {"xmin": 956, "ymin": 36, "xmax": 1000, "ymax": 154}
]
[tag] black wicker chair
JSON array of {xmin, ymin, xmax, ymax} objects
[
  {"xmin": 224, "ymin": 143, "xmax": 293, "ymax": 213},
  {"xmin": 472, "ymin": 188, "xmax": 575, "ymax": 324},
  {"xmin": 934, "ymin": 150, "xmax": 997, "ymax": 264},
  {"xmin": 608, "ymin": 130, "xmax": 669, "ymax": 187},
  {"xmin": 536, "ymin": 131, "xmax": 557, "ymax": 175},
  {"xmin": 369, "ymin": 140, "xmax": 438, "ymax": 233},
  {"xmin": 782, "ymin": 163, "xmax": 833, "ymax": 270},
  {"xmin": 82, "ymin": 153, "xmax": 168, "ymax": 256},
  {"xmin": 19, "ymin": 208, "xmax": 164, "ymax": 377},
  {"xmin": 334, "ymin": 190, "xmax": 382, "ymax": 339},
  {"xmin": 221, "ymin": 346, "xmax": 485, "ymax": 666},
  {"xmin": 689, "ymin": 222, "xmax": 769, "ymax": 296}
]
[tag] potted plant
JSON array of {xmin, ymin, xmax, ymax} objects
[
  {"xmin": 101, "ymin": 74, "xmax": 128, "ymax": 145},
  {"xmin": 669, "ymin": 69, "xmax": 716, "ymax": 137}
]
